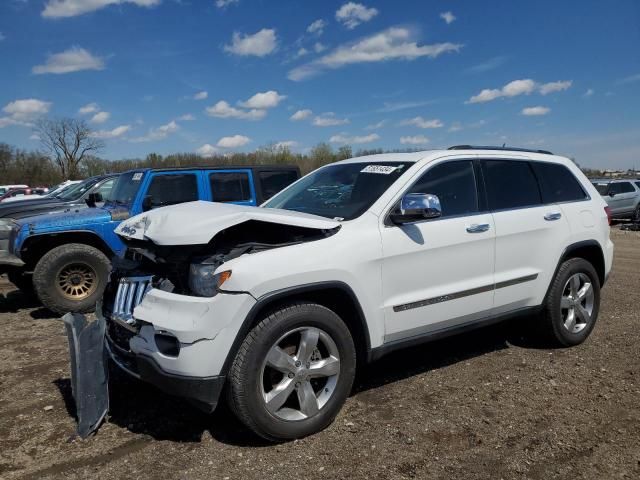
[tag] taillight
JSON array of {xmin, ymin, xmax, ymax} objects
[{"xmin": 604, "ymin": 206, "xmax": 612, "ymax": 225}]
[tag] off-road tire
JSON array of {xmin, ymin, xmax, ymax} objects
[
  {"xmin": 33, "ymin": 243, "xmax": 111, "ymax": 315},
  {"xmin": 541, "ymin": 258, "xmax": 600, "ymax": 347},
  {"xmin": 227, "ymin": 302, "xmax": 356, "ymax": 441}
]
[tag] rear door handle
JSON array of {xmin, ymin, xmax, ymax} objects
[
  {"xmin": 544, "ymin": 212, "xmax": 562, "ymax": 221},
  {"xmin": 466, "ymin": 223, "xmax": 490, "ymax": 233}
]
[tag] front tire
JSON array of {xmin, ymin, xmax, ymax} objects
[
  {"xmin": 541, "ymin": 258, "xmax": 601, "ymax": 347},
  {"xmin": 33, "ymin": 243, "xmax": 111, "ymax": 315},
  {"xmin": 228, "ymin": 302, "xmax": 356, "ymax": 441}
]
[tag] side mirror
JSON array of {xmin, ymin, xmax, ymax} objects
[
  {"xmin": 390, "ymin": 193, "xmax": 442, "ymax": 224},
  {"xmin": 85, "ymin": 192, "xmax": 103, "ymax": 207},
  {"xmin": 142, "ymin": 195, "xmax": 153, "ymax": 212},
  {"xmin": 608, "ymin": 190, "xmax": 616, "ymax": 198}
]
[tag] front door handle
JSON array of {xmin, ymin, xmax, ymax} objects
[
  {"xmin": 466, "ymin": 223, "xmax": 490, "ymax": 233},
  {"xmin": 544, "ymin": 212, "xmax": 562, "ymax": 221}
]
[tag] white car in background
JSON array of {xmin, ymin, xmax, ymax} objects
[
  {"xmin": 0, "ymin": 184, "xmax": 29, "ymax": 195},
  {"xmin": 103, "ymin": 146, "xmax": 613, "ymax": 440}
]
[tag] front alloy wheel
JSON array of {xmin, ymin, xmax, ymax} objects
[
  {"xmin": 261, "ymin": 327, "xmax": 341, "ymax": 421},
  {"xmin": 228, "ymin": 302, "xmax": 356, "ymax": 441}
]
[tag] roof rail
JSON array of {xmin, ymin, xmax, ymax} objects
[{"xmin": 448, "ymin": 145, "xmax": 553, "ymax": 155}]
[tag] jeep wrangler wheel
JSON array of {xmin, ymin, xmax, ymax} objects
[
  {"xmin": 228, "ymin": 302, "xmax": 356, "ymax": 441},
  {"xmin": 33, "ymin": 243, "xmax": 111, "ymax": 315},
  {"xmin": 542, "ymin": 257, "xmax": 601, "ymax": 347}
]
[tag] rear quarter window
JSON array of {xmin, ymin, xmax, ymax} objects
[{"xmin": 531, "ymin": 162, "xmax": 588, "ymax": 203}]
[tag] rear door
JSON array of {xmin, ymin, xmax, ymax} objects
[{"xmin": 482, "ymin": 159, "xmax": 572, "ymax": 312}]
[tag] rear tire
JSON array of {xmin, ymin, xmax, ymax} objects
[
  {"xmin": 633, "ymin": 204, "xmax": 640, "ymax": 223},
  {"xmin": 541, "ymin": 258, "xmax": 600, "ymax": 347},
  {"xmin": 33, "ymin": 243, "xmax": 111, "ymax": 315},
  {"xmin": 227, "ymin": 302, "xmax": 356, "ymax": 441}
]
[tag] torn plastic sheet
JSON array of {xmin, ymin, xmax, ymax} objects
[{"xmin": 62, "ymin": 312, "xmax": 109, "ymax": 439}]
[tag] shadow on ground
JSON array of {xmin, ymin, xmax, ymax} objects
[{"xmin": 54, "ymin": 315, "xmax": 553, "ymax": 447}]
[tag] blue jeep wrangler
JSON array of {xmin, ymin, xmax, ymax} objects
[{"xmin": 0, "ymin": 165, "xmax": 300, "ymax": 314}]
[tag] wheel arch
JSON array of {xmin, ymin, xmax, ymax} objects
[
  {"xmin": 220, "ymin": 281, "xmax": 372, "ymax": 376},
  {"xmin": 551, "ymin": 240, "xmax": 606, "ymax": 291},
  {"xmin": 20, "ymin": 231, "xmax": 115, "ymax": 269}
]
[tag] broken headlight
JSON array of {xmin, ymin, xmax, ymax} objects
[{"xmin": 188, "ymin": 260, "xmax": 232, "ymax": 297}]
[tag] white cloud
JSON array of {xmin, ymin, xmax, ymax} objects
[
  {"xmin": 196, "ymin": 143, "xmax": 218, "ymax": 157},
  {"xmin": 295, "ymin": 47, "xmax": 309, "ymax": 58},
  {"xmin": 217, "ymin": 134, "xmax": 251, "ymax": 148},
  {"xmin": 448, "ymin": 122, "xmax": 462, "ymax": 132},
  {"xmin": 215, "ymin": 0, "xmax": 238, "ymax": 8},
  {"xmin": 131, "ymin": 120, "xmax": 179, "ymax": 142},
  {"xmin": 365, "ymin": 120, "xmax": 386, "ymax": 130},
  {"xmin": 616, "ymin": 73, "xmax": 640, "ymax": 85},
  {"xmin": 205, "ymin": 100, "xmax": 266, "ymax": 120},
  {"xmin": 307, "ymin": 19, "xmax": 326, "ymax": 35},
  {"xmin": 400, "ymin": 116, "xmax": 443, "ymax": 129},
  {"xmin": 468, "ymin": 78, "xmax": 572, "ymax": 103},
  {"xmin": 30, "ymin": 133, "xmax": 40, "ymax": 141},
  {"xmin": 330, "ymin": 133, "xmax": 379, "ymax": 144},
  {"xmin": 91, "ymin": 125, "xmax": 131, "ymax": 139},
  {"xmin": 32, "ymin": 46, "xmax": 105, "ymax": 74},
  {"xmin": 313, "ymin": 113, "xmax": 349, "ymax": 127},
  {"xmin": 289, "ymin": 27, "xmax": 462, "ymax": 81},
  {"xmin": 193, "ymin": 91, "xmax": 208, "ymax": 100},
  {"xmin": 177, "ymin": 113, "xmax": 195, "ymax": 121},
  {"xmin": 78, "ymin": 102, "xmax": 99, "ymax": 115},
  {"xmin": 466, "ymin": 56, "xmax": 507, "ymax": 74},
  {"xmin": 400, "ymin": 135, "xmax": 429, "ymax": 145},
  {"xmin": 274, "ymin": 140, "xmax": 298, "ymax": 149},
  {"xmin": 0, "ymin": 99, "xmax": 52, "ymax": 128},
  {"xmin": 314, "ymin": 42, "xmax": 327, "ymax": 53},
  {"xmin": 224, "ymin": 28, "xmax": 277, "ymax": 57},
  {"xmin": 583, "ymin": 88, "xmax": 595, "ymax": 97},
  {"xmin": 336, "ymin": 2, "xmax": 378, "ymax": 29},
  {"xmin": 0, "ymin": 32, "xmax": 5, "ymax": 41},
  {"xmin": 521, "ymin": 106, "xmax": 550, "ymax": 116},
  {"xmin": 290, "ymin": 109, "xmax": 313, "ymax": 121},
  {"xmin": 90, "ymin": 111, "xmax": 110, "ymax": 124},
  {"xmin": 377, "ymin": 100, "xmax": 434, "ymax": 113},
  {"xmin": 440, "ymin": 11, "xmax": 456, "ymax": 24},
  {"xmin": 539, "ymin": 80, "xmax": 572, "ymax": 95},
  {"xmin": 42, "ymin": 0, "xmax": 160, "ymax": 18},
  {"xmin": 239, "ymin": 90, "xmax": 286, "ymax": 109}
]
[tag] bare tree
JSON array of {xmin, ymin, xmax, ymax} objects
[{"xmin": 35, "ymin": 118, "xmax": 104, "ymax": 179}]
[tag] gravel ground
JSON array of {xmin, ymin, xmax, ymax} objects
[{"xmin": 1, "ymin": 228, "xmax": 639, "ymax": 480}]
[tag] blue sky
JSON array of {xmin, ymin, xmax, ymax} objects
[{"xmin": 0, "ymin": 0, "xmax": 639, "ymax": 168}]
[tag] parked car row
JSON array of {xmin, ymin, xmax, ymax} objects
[{"xmin": 0, "ymin": 165, "xmax": 300, "ymax": 313}]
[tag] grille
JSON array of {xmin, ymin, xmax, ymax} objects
[{"xmin": 111, "ymin": 275, "xmax": 153, "ymax": 326}]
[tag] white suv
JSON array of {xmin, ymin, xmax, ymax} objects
[{"xmin": 104, "ymin": 146, "xmax": 614, "ymax": 440}]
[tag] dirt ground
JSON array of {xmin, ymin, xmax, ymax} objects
[{"xmin": 1, "ymin": 228, "xmax": 639, "ymax": 480}]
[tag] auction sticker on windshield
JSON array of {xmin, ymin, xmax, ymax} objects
[
  {"xmin": 132, "ymin": 173, "xmax": 143, "ymax": 181},
  {"xmin": 361, "ymin": 165, "xmax": 403, "ymax": 174}
]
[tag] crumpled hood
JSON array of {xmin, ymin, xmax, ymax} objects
[{"xmin": 115, "ymin": 201, "xmax": 341, "ymax": 245}]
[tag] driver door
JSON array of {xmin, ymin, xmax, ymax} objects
[{"xmin": 380, "ymin": 159, "xmax": 496, "ymax": 343}]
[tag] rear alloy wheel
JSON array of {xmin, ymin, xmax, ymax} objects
[
  {"xmin": 542, "ymin": 258, "xmax": 600, "ymax": 346},
  {"xmin": 228, "ymin": 302, "xmax": 356, "ymax": 441}
]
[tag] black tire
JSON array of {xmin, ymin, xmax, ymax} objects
[
  {"xmin": 7, "ymin": 271, "xmax": 34, "ymax": 294},
  {"xmin": 33, "ymin": 243, "xmax": 111, "ymax": 315},
  {"xmin": 633, "ymin": 204, "xmax": 640, "ymax": 223},
  {"xmin": 227, "ymin": 302, "xmax": 356, "ymax": 441},
  {"xmin": 541, "ymin": 258, "xmax": 601, "ymax": 347}
]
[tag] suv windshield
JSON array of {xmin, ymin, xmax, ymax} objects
[
  {"xmin": 593, "ymin": 183, "xmax": 610, "ymax": 195},
  {"xmin": 264, "ymin": 162, "xmax": 412, "ymax": 220},
  {"xmin": 107, "ymin": 172, "xmax": 144, "ymax": 206},
  {"xmin": 56, "ymin": 178, "xmax": 101, "ymax": 201}
]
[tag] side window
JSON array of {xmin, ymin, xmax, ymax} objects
[
  {"xmin": 531, "ymin": 162, "xmax": 588, "ymax": 203},
  {"xmin": 95, "ymin": 179, "xmax": 116, "ymax": 198},
  {"xmin": 259, "ymin": 170, "xmax": 299, "ymax": 201},
  {"xmin": 635, "ymin": 182, "xmax": 640, "ymax": 190},
  {"xmin": 483, "ymin": 160, "xmax": 542, "ymax": 210},
  {"xmin": 209, "ymin": 172, "xmax": 251, "ymax": 202},
  {"xmin": 145, "ymin": 174, "xmax": 198, "ymax": 208},
  {"xmin": 408, "ymin": 160, "xmax": 478, "ymax": 217},
  {"xmin": 617, "ymin": 182, "xmax": 635, "ymax": 194}
]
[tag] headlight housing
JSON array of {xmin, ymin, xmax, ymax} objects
[{"xmin": 188, "ymin": 260, "xmax": 232, "ymax": 297}]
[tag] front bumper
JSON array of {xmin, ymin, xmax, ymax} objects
[{"xmin": 103, "ymin": 287, "xmax": 256, "ymax": 411}]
